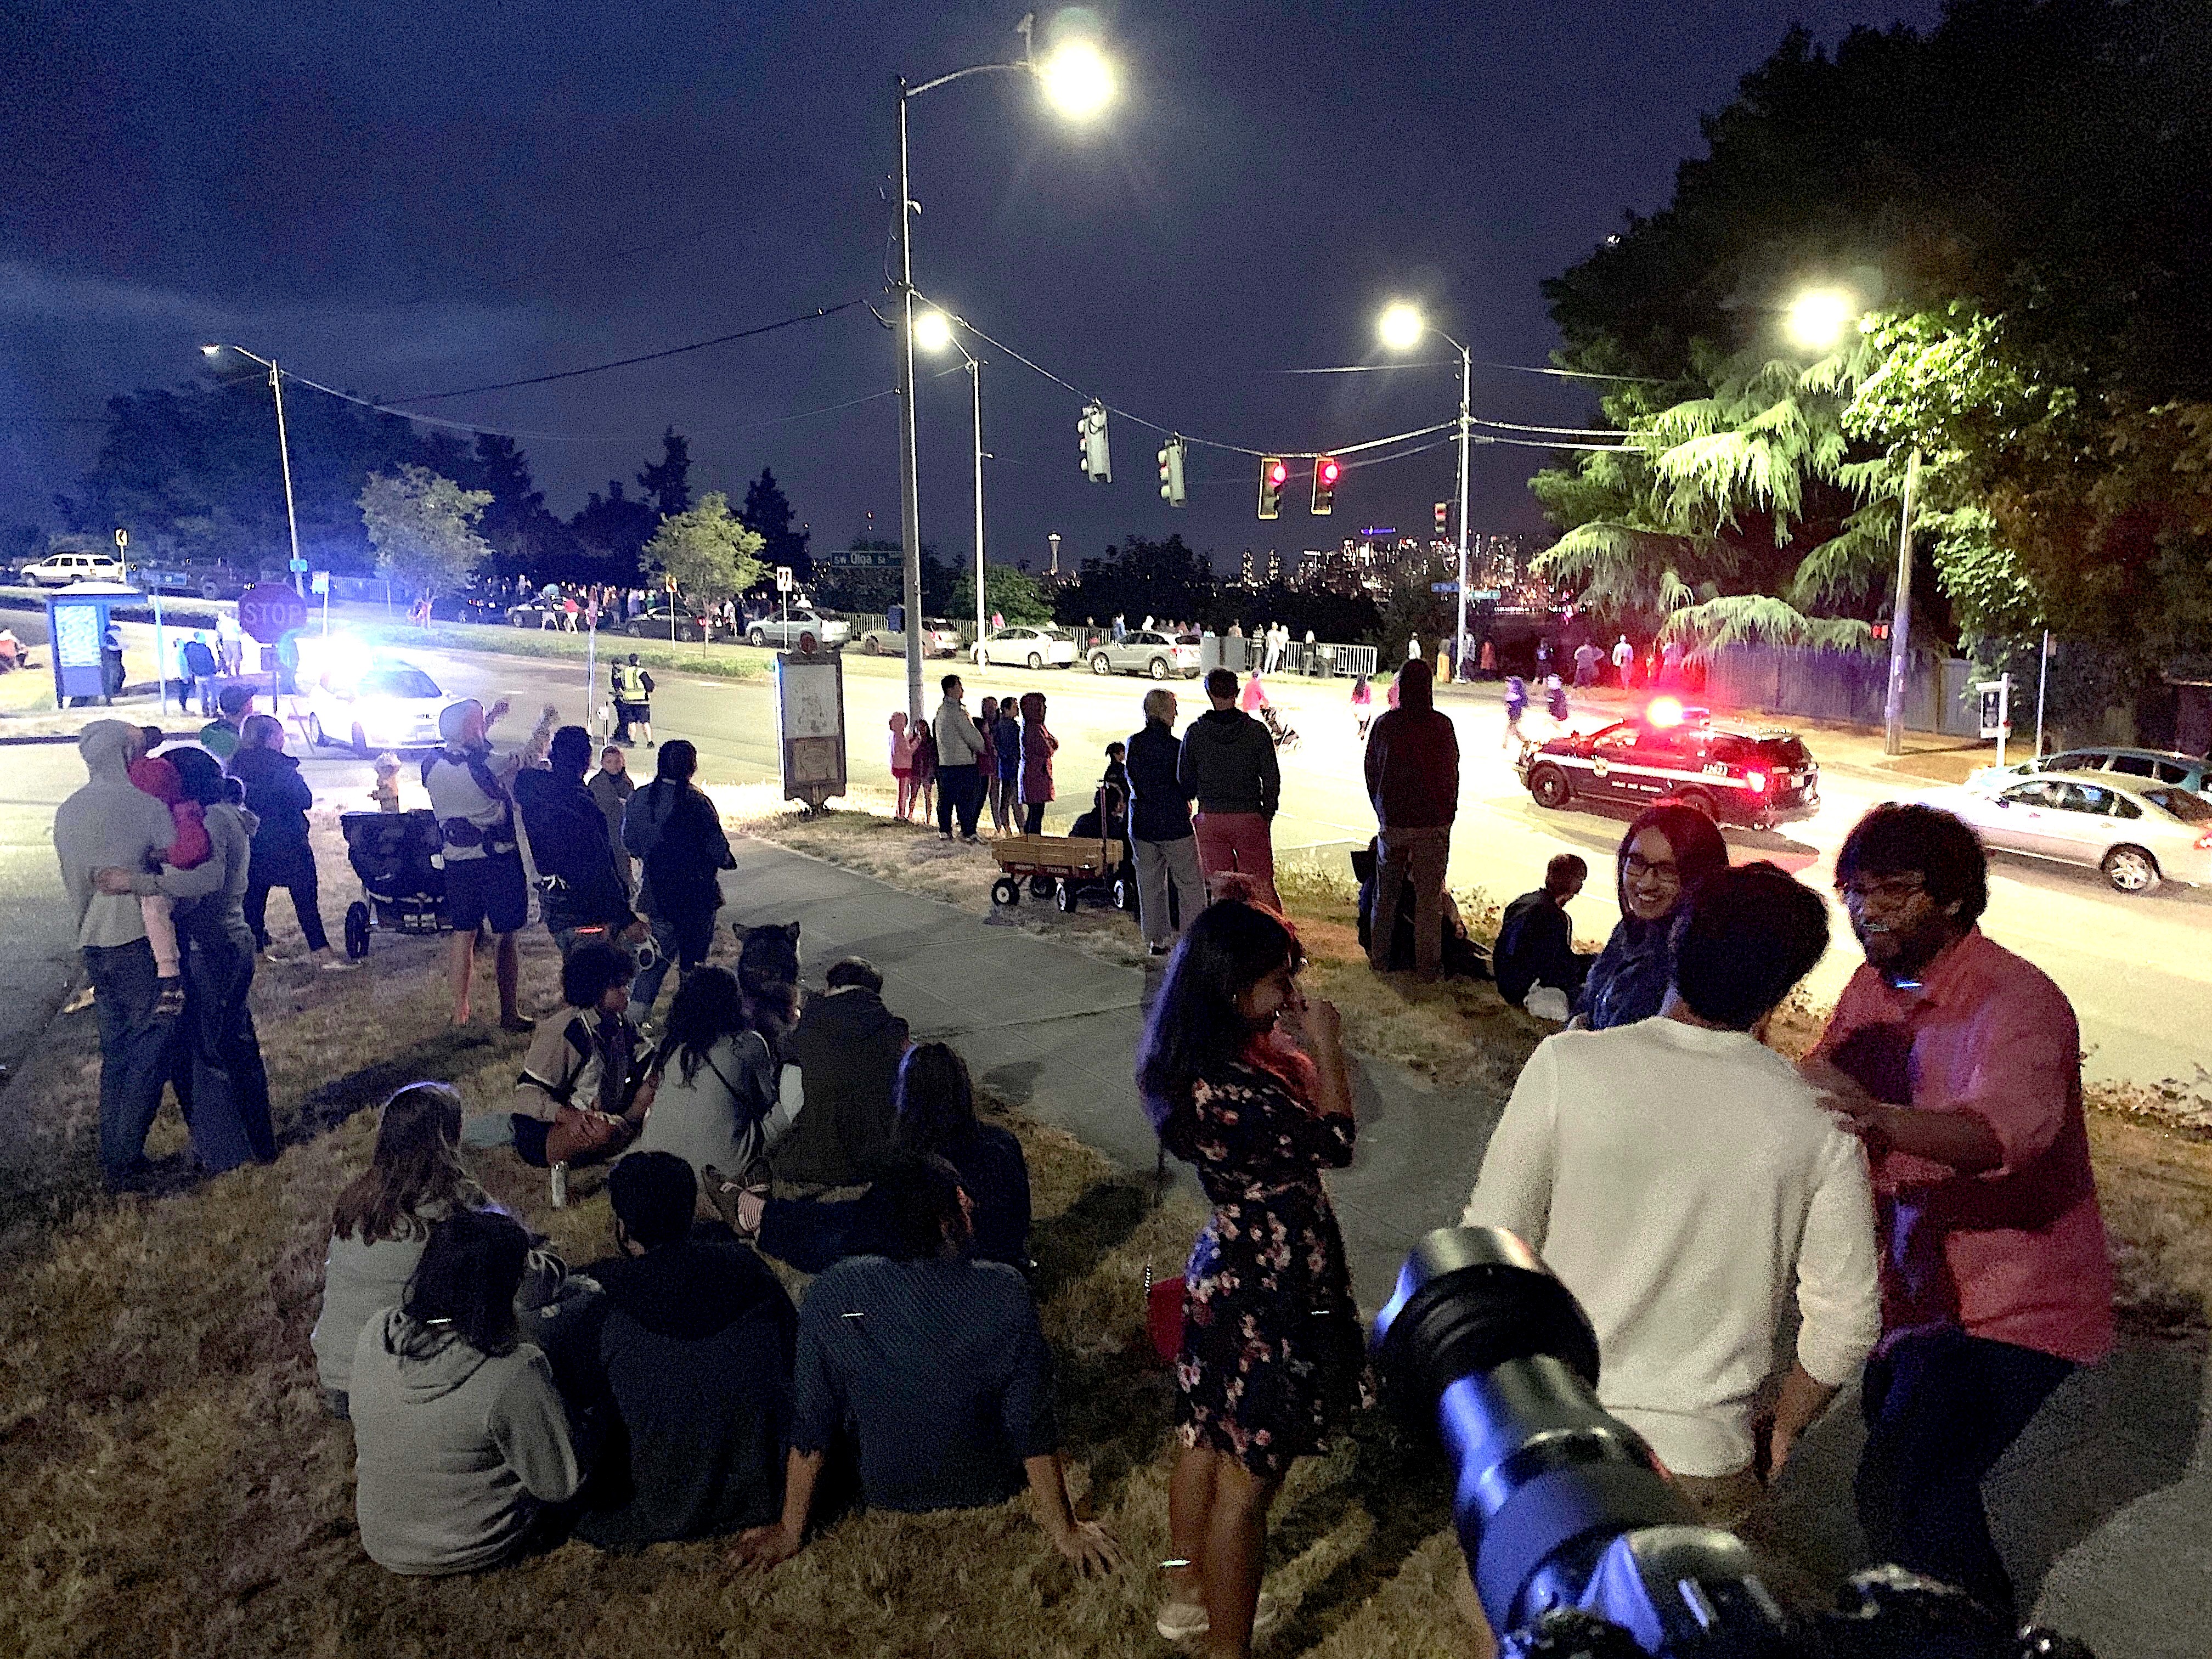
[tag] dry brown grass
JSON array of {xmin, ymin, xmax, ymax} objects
[{"xmin": 0, "ymin": 811, "xmax": 1475, "ymax": 1659}]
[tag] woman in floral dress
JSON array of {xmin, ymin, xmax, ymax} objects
[{"xmin": 1137, "ymin": 900, "xmax": 1366, "ymax": 1656}]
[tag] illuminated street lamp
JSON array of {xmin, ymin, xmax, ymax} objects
[
  {"xmin": 1378, "ymin": 302, "xmax": 1473, "ymax": 665},
  {"xmin": 201, "ymin": 342, "xmax": 306, "ymax": 597},
  {"xmin": 891, "ymin": 19, "xmax": 1117, "ymax": 720},
  {"xmin": 1783, "ymin": 287, "xmax": 1857, "ymax": 353},
  {"xmin": 915, "ymin": 312, "xmax": 991, "ymax": 653}
]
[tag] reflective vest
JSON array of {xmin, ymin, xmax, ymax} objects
[{"xmin": 613, "ymin": 664, "xmax": 648, "ymax": 701}]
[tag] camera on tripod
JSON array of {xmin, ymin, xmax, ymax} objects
[{"xmin": 1371, "ymin": 1227, "xmax": 2093, "ymax": 1659}]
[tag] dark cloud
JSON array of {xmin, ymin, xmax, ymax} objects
[{"xmin": 0, "ymin": 0, "xmax": 1943, "ymax": 563}]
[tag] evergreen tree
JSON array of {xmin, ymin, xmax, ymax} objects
[
  {"xmin": 739, "ymin": 466, "xmax": 811, "ymax": 580},
  {"xmin": 635, "ymin": 427, "xmax": 693, "ymax": 519}
]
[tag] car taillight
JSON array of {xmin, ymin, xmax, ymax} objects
[{"xmin": 1746, "ymin": 771, "xmax": 1768, "ymax": 793}]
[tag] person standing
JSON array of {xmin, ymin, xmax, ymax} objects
[
  {"xmin": 1479, "ymin": 637, "xmax": 1496, "ymax": 679},
  {"xmin": 215, "ymin": 609, "xmax": 245, "ymax": 676},
  {"xmin": 611, "ymin": 653, "xmax": 653, "ymax": 747},
  {"xmin": 1139, "ymin": 902, "xmax": 1364, "ymax": 1653},
  {"xmin": 227, "ymin": 714, "xmax": 346, "ymax": 970},
  {"xmin": 1573, "ymin": 640, "xmax": 1602, "ymax": 689},
  {"xmin": 1464, "ymin": 865, "xmax": 1878, "ymax": 1524},
  {"xmin": 1611, "ymin": 634, "xmax": 1634, "ymax": 687},
  {"xmin": 1126, "ymin": 689, "xmax": 1204, "ymax": 958},
  {"xmin": 990, "ymin": 697, "xmax": 1022, "ymax": 834},
  {"xmin": 421, "ymin": 698, "xmax": 533, "ymax": 1031},
  {"xmin": 1348, "ymin": 673, "xmax": 1374, "ymax": 740},
  {"xmin": 198, "ymin": 684, "xmax": 252, "ymax": 761},
  {"xmin": 514, "ymin": 726, "xmax": 642, "ymax": 960},
  {"xmin": 1362, "ymin": 658, "xmax": 1458, "ymax": 979},
  {"xmin": 1017, "ymin": 691, "xmax": 1057, "ymax": 835},
  {"xmin": 932, "ymin": 674, "xmax": 986, "ymax": 843},
  {"xmin": 53, "ymin": 721, "xmax": 179, "ymax": 1190},
  {"xmin": 1803, "ymin": 804, "xmax": 2113, "ymax": 1624},
  {"xmin": 622, "ymin": 738, "xmax": 735, "ymax": 1020},
  {"xmin": 589, "ymin": 746, "xmax": 636, "ymax": 899},
  {"xmin": 160, "ymin": 746, "xmax": 276, "ymax": 1172},
  {"xmin": 1178, "ymin": 669, "xmax": 1282, "ymax": 912},
  {"xmin": 182, "ymin": 632, "xmax": 219, "ymax": 715},
  {"xmin": 1660, "ymin": 638, "xmax": 1684, "ymax": 686},
  {"xmin": 975, "ymin": 697, "xmax": 1003, "ymax": 834}
]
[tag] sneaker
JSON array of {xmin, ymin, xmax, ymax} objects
[
  {"xmin": 1148, "ymin": 943, "xmax": 1170, "ymax": 957},
  {"xmin": 61, "ymin": 986, "xmax": 95, "ymax": 1016},
  {"xmin": 960, "ymin": 833, "xmax": 980, "ymax": 844},
  {"xmin": 315, "ymin": 952, "xmax": 357, "ymax": 972},
  {"xmin": 153, "ymin": 979, "xmax": 187, "ymax": 1018},
  {"xmin": 1155, "ymin": 1591, "xmax": 1283, "ymax": 1643},
  {"xmin": 939, "ymin": 832, "xmax": 953, "ymax": 842},
  {"xmin": 499, "ymin": 1013, "xmax": 538, "ymax": 1035}
]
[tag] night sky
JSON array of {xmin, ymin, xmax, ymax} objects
[{"xmin": 2, "ymin": 0, "xmax": 1944, "ymax": 573}]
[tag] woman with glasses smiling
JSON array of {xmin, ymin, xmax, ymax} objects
[{"xmin": 1575, "ymin": 803, "xmax": 1733, "ymax": 1030}]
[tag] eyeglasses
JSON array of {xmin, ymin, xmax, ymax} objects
[
  {"xmin": 1837, "ymin": 874, "xmax": 1927, "ymax": 908},
  {"xmin": 1623, "ymin": 856, "xmax": 1680, "ymax": 881}
]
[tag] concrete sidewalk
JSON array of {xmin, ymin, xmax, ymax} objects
[{"xmin": 723, "ymin": 835, "xmax": 2210, "ymax": 1656}]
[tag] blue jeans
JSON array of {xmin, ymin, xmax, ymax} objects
[
  {"xmin": 86, "ymin": 939, "xmax": 178, "ymax": 1187},
  {"xmin": 629, "ymin": 908, "xmax": 714, "ymax": 1017}
]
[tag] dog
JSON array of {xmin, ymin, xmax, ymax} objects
[{"xmin": 735, "ymin": 921, "xmax": 802, "ymax": 1054}]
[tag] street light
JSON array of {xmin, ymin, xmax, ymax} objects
[
  {"xmin": 916, "ymin": 312, "xmax": 991, "ymax": 656},
  {"xmin": 892, "ymin": 18, "xmax": 1118, "ymax": 721},
  {"xmin": 1783, "ymin": 287, "xmax": 1857, "ymax": 353},
  {"xmin": 202, "ymin": 343, "xmax": 306, "ymax": 598},
  {"xmin": 1378, "ymin": 302, "xmax": 1473, "ymax": 668}
]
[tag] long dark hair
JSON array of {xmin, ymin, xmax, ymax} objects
[
  {"xmin": 1136, "ymin": 900, "xmax": 1302, "ymax": 1158},
  {"xmin": 163, "ymin": 744, "xmax": 229, "ymax": 806},
  {"xmin": 664, "ymin": 963, "xmax": 748, "ymax": 1087},
  {"xmin": 893, "ymin": 1042, "xmax": 981, "ymax": 1156},
  {"xmin": 1615, "ymin": 803, "xmax": 1731, "ymax": 921},
  {"xmin": 398, "ymin": 1209, "xmax": 529, "ymax": 1359},
  {"xmin": 330, "ymin": 1083, "xmax": 486, "ymax": 1246}
]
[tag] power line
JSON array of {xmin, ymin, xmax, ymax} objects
[
  {"xmin": 376, "ymin": 296, "xmax": 873, "ymax": 405},
  {"xmin": 1280, "ymin": 359, "xmax": 1663, "ymax": 383}
]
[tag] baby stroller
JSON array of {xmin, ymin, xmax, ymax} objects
[
  {"xmin": 340, "ymin": 809, "xmax": 452, "ymax": 959},
  {"xmin": 1260, "ymin": 703, "xmax": 1301, "ymax": 754}
]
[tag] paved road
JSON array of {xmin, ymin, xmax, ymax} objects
[
  {"xmin": 377, "ymin": 636, "xmax": 2212, "ymax": 1088},
  {"xmin": 7, "ymin": 630, "xmax": 2207, "ymax": 1089}
]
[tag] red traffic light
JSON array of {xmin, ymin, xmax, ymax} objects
[
  {"xmin": 1268, "ymin": 460, "xmax": 1288, "ymax": 486},
  {"xmin": 1259, "ymin": 456, "xmax": 1286, "ymax": 520},
  {"xmin": 1317, "ymin": 456, "xmax": 1341, "ymax": 486},
  {"xmin": 1311, "ymin": 454, "xmax": 1340, "ymax": 515}
]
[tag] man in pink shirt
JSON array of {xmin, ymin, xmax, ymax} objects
[{"xmin": 1804, "ymin": 803, "xmax": 2112, "ymax": 1623}]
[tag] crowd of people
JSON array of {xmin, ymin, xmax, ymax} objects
[{"xmin": 51, "ymin": 641, "xmax": 2116, "ymax": 1657}]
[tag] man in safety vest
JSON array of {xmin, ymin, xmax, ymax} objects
[{"xmin": 611, "ymin": 653, "xmax": 654, "ymax": 747}]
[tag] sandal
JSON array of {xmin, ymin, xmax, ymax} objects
[{"xmin": 1155, "ymin": 1590, "xmax": 1283, "ymax": 1644}]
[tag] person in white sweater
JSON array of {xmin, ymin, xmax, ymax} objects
[
  {"xmin": 1463, "ymin": 862, "xmax": 1879, "ymax": 1517},
  {"xmin": 349, "ymin": 1209, "xmax": 583, "ymax": 1576}
]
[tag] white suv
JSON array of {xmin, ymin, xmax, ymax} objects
[{"xmin": 19, "ymin": 551, "xmax": 129, "ymax": 587}]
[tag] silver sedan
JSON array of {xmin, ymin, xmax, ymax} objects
[{"xmin": 1927, "ymin": 771, "xmax": 2212, "ymax": 893}]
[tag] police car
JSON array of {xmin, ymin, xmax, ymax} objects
[{"xmin": 1516, "ymin": 699, "xmax": 1820, "ymax": 830}]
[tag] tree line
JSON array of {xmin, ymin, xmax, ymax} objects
[{"xmin": 1532, "ymin": 0, "xmax": 2212, "ymax": 743}]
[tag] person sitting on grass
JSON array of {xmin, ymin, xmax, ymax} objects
[
  {"xmin": 312, "ymin": 1082, "xmax": 568, "ymax": 1419},
  {"xmin": 538, "ymin": 1152, "xmax": 798, "ymax": 1550},
  {"xmin": 730, "ymin": 1154, "xmax": 1121, "ymax": 1575},
  {"xmin": 628, "ymin": 964, "xmax": 786, "ymax": 1188},
  {"xmin": 347, "ymin": 1209, "xmax": 584, "ymax": 1576},
  {"xmin": 767, "ymin": 957, "xmax": 910, "ymax": 1193},
  {"xmin": 720, "ymin": 1042, "xmax": 1030, "ymax": 1273},
  {"xmin": 511, "ymin": 941, "xmax": 655, "ymax": 1175},
  {"xmin": 1493, "ymin": 853, "xmax": 1596, "ymax": 1013}
]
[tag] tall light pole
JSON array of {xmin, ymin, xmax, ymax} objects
[
  {"xmin": 1378, "ymin": 304, "xmax": 1472, "ymax": 668},
  {"xmin": 202, "ymin": 343, "xmax": 305, "ymax": 597},
  {"xmin": 916, "ymin": 311, "xmax": 990, "ymax": 652},
  {"xmin": 892, "ymin": 26, "xmax": 1115, "ymax": 721}
]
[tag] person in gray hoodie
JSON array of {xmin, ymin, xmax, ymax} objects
[
  {"xmin": 1175, "ymin": 669, "xmax": 1282, "ymax": 911},
  {"xmin": 348, "ymin": 1209, "xmax": 583, "ymax": 1576},
  {"xmin": 52, "ymin": 720, "xmax": 179, "ymax": 1189}
]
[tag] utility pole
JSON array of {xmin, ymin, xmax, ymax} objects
[
  {"xmin": 269, "ymin": 359, "xmax": 305, "ymax": 599},
  {"xmin": 893, "ymin": 77, "xmax": 926, "ymax": 724},
  {"xmin": 1881, "ymin": 448, "xmax": 1921, "ymax": 755},
  {"xmin": 968, "ymin": 357, "xmax": 986, "ymax": 654},
  {"xmin": 1455, "ymin": 341, "xmax": 1472, "ymax": 671}
]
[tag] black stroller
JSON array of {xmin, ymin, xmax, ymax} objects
[{"xmin": 340, "ymin": 809, "xmax": 452, "ymax": 958}]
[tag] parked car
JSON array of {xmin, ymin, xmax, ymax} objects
[
  {"xmin": 1087, "ymin": 629, "xmax": 1201, "ymax": 680},
  {"xmin": 859, "ymin": 617, "xmax": 962, "ymax": 657},
  {"xmin": 974, "ymin": 624, "xmax": 1078, "ymax": 670},
  {"xmin": 1517, "ymin": 702, "xmax": 1820, "ymax": 830},
  {"xmin": 1927, "ymin": 771, "xmax": 2212, "ymax": 893},
  {"xmin": 428, "ymin": 592, "xmax": 505, "ymax": 624},
  {"xmin": 506, "ymin": 600, "xmax": 562, "ymax": 627},
  {"xmin": 304, "ymin": 658, "xmax": 458, "ymax": 756},
  {"xmin": 621, "ymin": 601, "xmax": 717, "ymax": 643},
  {"xmin": 746, "ymin": 609, "xmax": 850, "ymax": 649},
  {"xmin": 19, "ymin": 551, "xmax": 130, "ymax": 587},
  {"xmin": 1970, "ymin": 744, "xmax": 2209, "ymax": 798},
  {"xmin": 134, "ymin": 562, "xmax": 257, "ymax": 601}
]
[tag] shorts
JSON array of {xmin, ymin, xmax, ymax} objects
[{"xmin": 444, "ymin": 852, "xmax": 529, "ymax": 935}]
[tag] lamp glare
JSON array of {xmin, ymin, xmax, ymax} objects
[
  {"xmin": 1039, "ymin": 39, "xmax": 1115, "ymax": 119},
  {"xmin": 1378, "ymin": 303, "xmax": 1424, "ymax": 352}
]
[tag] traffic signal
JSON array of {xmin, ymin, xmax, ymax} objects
[
  {"xmin": 1257, "ymin": 456, "xmax": 1286, "ymax": 520},
  {"xmin": 1311, "ymin": 454, "xmax": 1341, "ymax": 515},
  {"xmin": 1158, "ymin": 436, "xmax": 1187, "ymax": 507},
  {"xmin": 1434, "ymin": 501, "xmax": 1449, "ymax": 537},
  {"xmin": 1077, "ymin": 401, "xmax": 1111, "ymax": 483}
]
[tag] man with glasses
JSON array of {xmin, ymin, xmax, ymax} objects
[{"xmin": 1803, "ymin": 803, "xmax": 2112, "ymax": 1624}]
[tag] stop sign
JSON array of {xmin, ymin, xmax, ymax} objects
[{"xmin": 237, "ymin": 582, "xmax": 308, "ymax": 645}]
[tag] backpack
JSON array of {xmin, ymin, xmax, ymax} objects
[{"xmin": 182, "ymin": 640, "xmax": 217, "ymax": 678}]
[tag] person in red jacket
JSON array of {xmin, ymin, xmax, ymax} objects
[
  {"xmin": 1361, "ymin": 659, "xmax": 1459, "ymax": 978},
  {"xmin": 127, "ymin": 739, "xmax": 213, "ymax": 1016}
]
